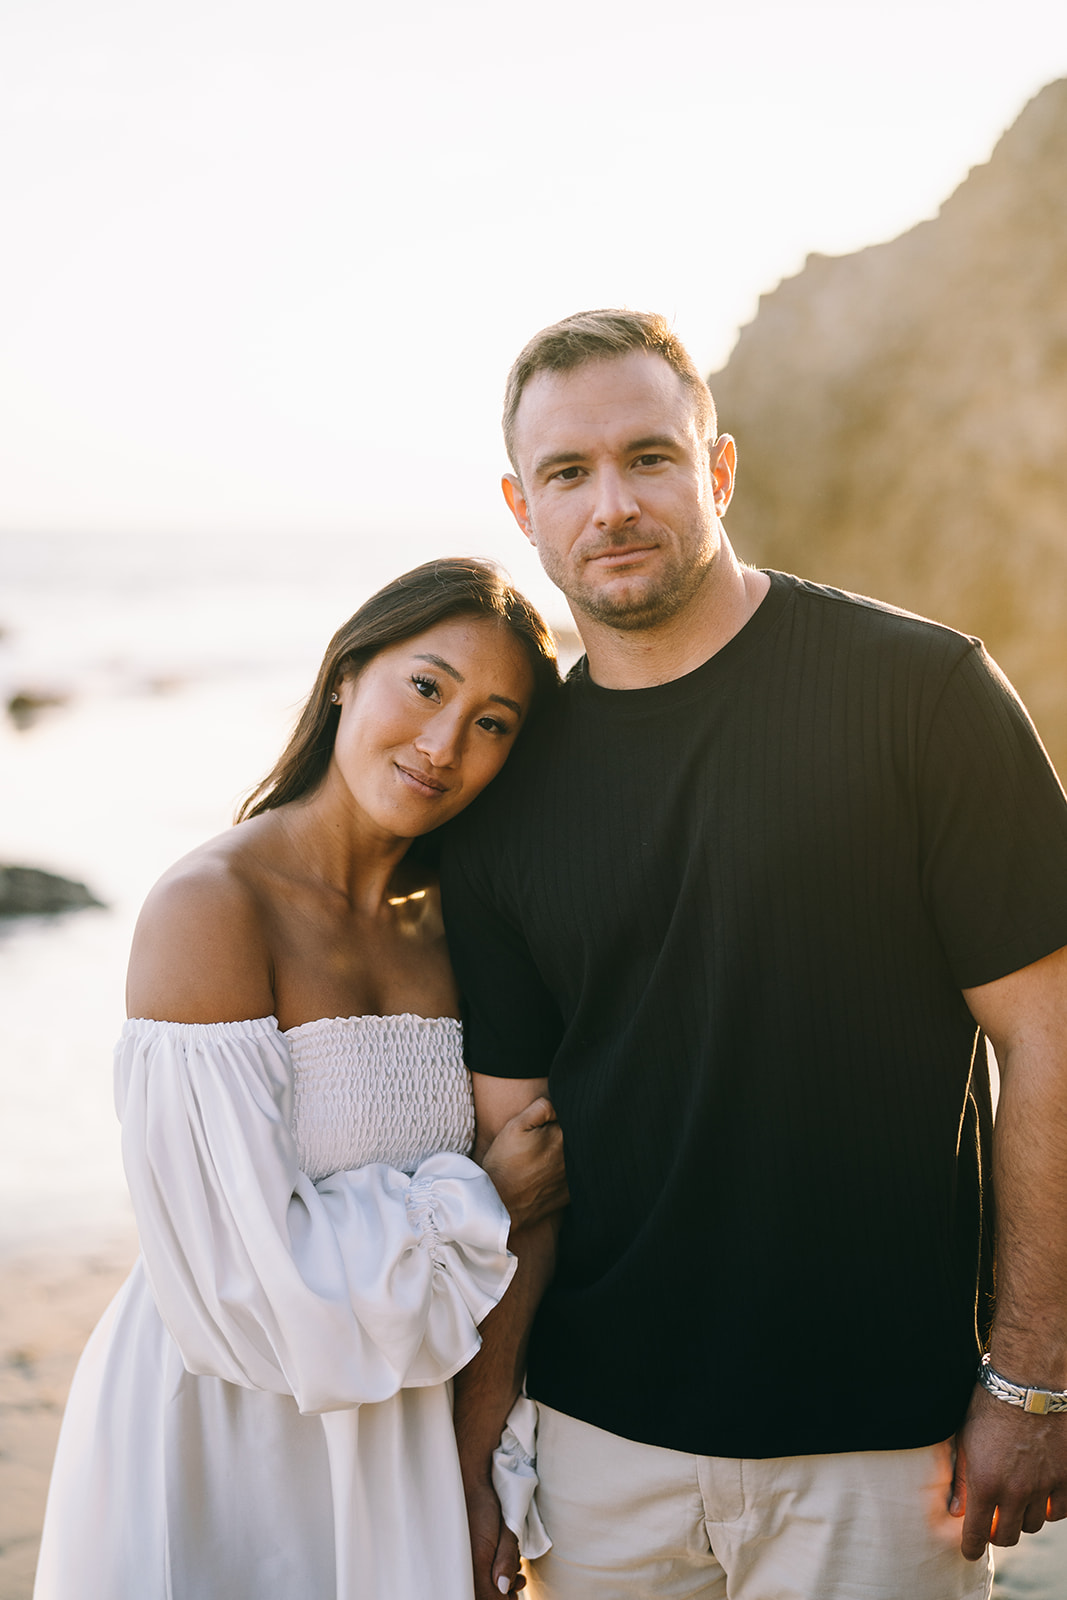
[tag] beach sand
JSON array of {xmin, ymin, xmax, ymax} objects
[
  {"xmin": 2, "ymin": 1234, "xmax": 1065, "ymax": 1600},
  {"xmin": 0, "ymin": 1233, "xmax": 136, "ymax": 1599},
  {"xmin": 993, "ymin": 1518, "xmax": 1067, "ymax": 1597}
]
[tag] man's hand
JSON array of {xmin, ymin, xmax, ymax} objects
[
  {"xmin": 952, "ymin": 1384, "xmax": 1067, "ymax": 1559},
  {"xmin": 481, "ymin": 1095, "xmax": 568, "ymax": 1232},
  {"xmin": 958, "ymin": 947, "xmax": 1067, "ymax": 1558},
  {"xmin": 464, "ymin": 1472, "xmax": 526, "ymax": 1598}
]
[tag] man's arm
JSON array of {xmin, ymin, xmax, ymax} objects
[
  {"xmin": 953, "ymin": 943, "xmax": 1067, "ymax": 1559},
  {"xmin": 455, "ymin": 1072, "xmax": 561, "ymax": 1600}
]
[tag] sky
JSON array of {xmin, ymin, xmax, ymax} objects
[{"xmin": 2, "ymin": 0, "xmax": 1067, "ymax": 559}]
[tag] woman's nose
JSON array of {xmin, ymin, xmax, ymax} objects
[{"xmin": 414, "ymin": 713, "xmax": 462, "ymax": 768}]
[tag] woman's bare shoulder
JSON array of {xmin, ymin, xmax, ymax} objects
[{"xmin": 126, "ymin": 826, "xmax": 277, "ymax": 1025}]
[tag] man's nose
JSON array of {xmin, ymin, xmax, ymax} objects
[{"xmin": 592, "ymin": 468, "xmax": 640, "ymax": 530}]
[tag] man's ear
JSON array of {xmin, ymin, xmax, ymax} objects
[
  {"xmin": 502, "ymin": 473, "xmax": 534, "ymax": 542},
  {"xmin": 710, "ymin": 434, "xmax": 737, "ymax": 517}
]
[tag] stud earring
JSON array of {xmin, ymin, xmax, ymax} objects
[{"xmin": 330, "ymin": 692, "xmax": 340, "ymax": 704}]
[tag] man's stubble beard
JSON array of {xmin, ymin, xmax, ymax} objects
[{"xmin": 532, "ymin": 523, "xmax": 719, "ymax": 633}]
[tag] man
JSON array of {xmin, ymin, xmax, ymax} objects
[{"xmin": 444, "ymin": 310, "xmax": 1067, "ymax": 1599}]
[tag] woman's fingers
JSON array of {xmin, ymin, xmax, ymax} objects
[
  {"xmin": 481, "ymin": 1097, "xmax": 568, "ymax": 1227},
  {"xmin": 492, "ymin": 1522, "xmax": 524, "ymax": 1595},
  {"xmin": 511, "ymin": 1095, "xmax": 557, "ymax": 1130}
]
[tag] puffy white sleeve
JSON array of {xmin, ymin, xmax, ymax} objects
[{"xmin": 115, "ymin": 1016, "xmax": 515, "ymax": 1414}]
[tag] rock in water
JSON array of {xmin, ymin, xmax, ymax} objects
[
  {"xmin": 710, "ymin": 79, "xmax": 1067, "ymax": 779},
  {"xmin": 6, "ymin": 689, "xmax": 71, "ymax": 731},
  {"xmin": 0, "ymin": 865, "xmax": 105, "ymax": 917}
]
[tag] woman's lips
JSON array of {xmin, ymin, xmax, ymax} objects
[{"xmin": 395, "ymin": 763, "xmax": 448, "ymax": 798}]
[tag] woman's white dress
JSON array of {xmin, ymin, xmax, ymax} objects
[{"xmin": 33, "ymin": 1013, "xmax": 518, "ymax": 1599}]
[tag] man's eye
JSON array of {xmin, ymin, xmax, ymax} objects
[
  {"xmin": 635, "ymin": 454, "xmax": 665, "ymax": 467},
  {"xmin": 412, "ymin": 675, "xmax": 438, "ymax": 698},
  {"xmin": 554, "ymin": 466, "xmax": 583, "ymax": 481}
]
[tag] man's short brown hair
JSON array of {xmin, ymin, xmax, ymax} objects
[{"xmin": 503, "ymin": 308, "xmax": 718, "ymax": 472}]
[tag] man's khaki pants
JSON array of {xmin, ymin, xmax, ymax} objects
[{"xmin": 525, "ymin": 1402, "xmax": 994, "ymax": 1600}]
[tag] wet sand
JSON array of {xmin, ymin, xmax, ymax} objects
[{"xmin": 2, "ymin": 1234, "xmax": 1065, "ymax": 1599}]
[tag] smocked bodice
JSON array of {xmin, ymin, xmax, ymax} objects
[{"xmin": 285, "ymin": 1013, "xmax": 475, "ymax": 1182}]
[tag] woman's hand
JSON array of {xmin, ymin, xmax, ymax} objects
[{"xmin": 480, "ymin": 1097, "xmax": 568, "ymax": 1232}]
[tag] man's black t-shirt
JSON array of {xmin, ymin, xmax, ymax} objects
[{"xmin": 441, "ymin": 572, "xmax": 1067, "ymax": 1458}]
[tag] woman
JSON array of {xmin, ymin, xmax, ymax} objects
[{"xmin": 34, "ymin": 558, "xmax": 565, "ymax": 1600}]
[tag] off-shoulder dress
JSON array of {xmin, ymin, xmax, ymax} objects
[{"xmin": 34, "ymin": 1013, "xmax": 521, "ymax": 1599}]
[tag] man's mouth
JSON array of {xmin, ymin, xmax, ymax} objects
[
  {"xmin": 396, "ymin": 764, "xmax": 448, "ymax": 797},
  {"xmin": 587, "ymin": 544, "xmax": 656, "ymax": 568}
]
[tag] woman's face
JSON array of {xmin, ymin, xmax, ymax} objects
[{"xmin": 330, "ymin": 614, "xmax": 536, "ymax": 838}]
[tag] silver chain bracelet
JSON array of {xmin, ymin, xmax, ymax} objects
[{"xmin": 978, "ymin": 1353, "xmax": 1067, "ymax": 1415}]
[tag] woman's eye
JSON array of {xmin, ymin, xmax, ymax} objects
[
  {"xmin": 476, "ymin": 715, "xmax": 509, "ymax": 735},
  {"xmin": 412, "ymin": 674, "xmax": 438, "ymax": 699}
]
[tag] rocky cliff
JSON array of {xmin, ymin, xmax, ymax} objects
[{"xmin": 710, "ymin": 78, "xmax": 1067, "ymax": 777}]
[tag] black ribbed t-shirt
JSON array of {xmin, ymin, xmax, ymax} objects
[{"xmin": 440, "ymin": 572, "xmax": 1067, "ymax": 1458}]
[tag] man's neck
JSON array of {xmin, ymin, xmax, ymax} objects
[{"xmin": 576, "ymin": 549, "xmax": 771, "ymax": 690}]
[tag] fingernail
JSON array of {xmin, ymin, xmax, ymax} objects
[
  {"xmin": 497, "ymin": 1578, "xmax": 511, "ymax": 1594},
  {"xmin": 949, "ymin": 1496, "xmax": 961, "ymax": 1516}
]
